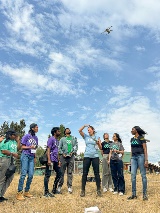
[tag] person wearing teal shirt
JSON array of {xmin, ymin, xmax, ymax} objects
[{"xmin": 0, "ymin": 130, "xmax": 21, "ymax": 202}]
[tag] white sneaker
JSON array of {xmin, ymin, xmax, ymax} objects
[
  {"xmin": 113, "ymin": 191, "xmax": 118, "ymax": 195},
  {"xmin": 103, "ymin": 187, "xmax": 107, "ymax": 193},
  {"xmin": 68, "ymin": 187, "xmax": 72, "ymax": 193},
  {"xmin": 57, "ymin": 186, "xmax": 61, "ymax": 193},
  {"xmin": 119, "ymin": 192, "xmax": 124, "ymax": 196},
  {"xmin": 109, "ymin": 188, "xmax": 114, "ymax": 192}
]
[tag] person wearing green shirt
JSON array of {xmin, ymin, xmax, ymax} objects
[
  {"xmin": 57, "ymin": 128, "xmax": 78, "ymax": 194},
  {"xmin": 0, "ymin": 129, "xmax": 21, "ymax": 202}
]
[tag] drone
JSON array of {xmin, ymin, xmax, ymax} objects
[{"xmin": 101, "ymin": 26, "xmax": 113, "ymax": 34}]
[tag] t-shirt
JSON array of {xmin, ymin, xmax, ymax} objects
[
  {"xmin": 0, "ymin": 139, "xmax": 17, "ymax": 158},
  {"xmin": 101, "ymin": 141, "xmax": 112, "ymax": 154},
  {"xmin": 83, "ymin": 134, "xmax": 99, "ymax": 158},
  {"xmin": 21, "ymin": 133, "xmax": 38, "ymax": 156},
  {"xmin": 47, "ymin": 136, "xmax": 59, "ymax": 162},
  {"xmin": 130, "ymin": 136, "xmax": 146, "ymax": 156},
  {"xmin": 110, "ymin": 141, "xmax": 124, "ymax": 161},
  {"xmin": 66, "ymin": 136, "xmax": 73, "ymax": 156}
]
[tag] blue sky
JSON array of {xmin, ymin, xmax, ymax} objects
[{"xmin": 0, "ymin": 0, "xmax": 160, "ymax": 163}]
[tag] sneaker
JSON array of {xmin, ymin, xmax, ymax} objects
[
  {"xmin": 80, "ymin": 190, "xmax": 85, "ymax": 197},
  {"xmin": 119, "ymin": 192, "xmax": 124, "ymax": 196},
  {"xmin": 68, "ymin": 187, "xmax": 72, "ymax": 194},
  {"xmin": 16, "ymin": 191, "xmax": 25, "ymax": 201},
  {"xmin": 24, "ymin": 191, "xmax": 33, "ymax": 198},
  {"xmin": 0, "ymin": 197, "xmax": 8, "ymax": 202},
  {"xmin": 57, "ymin": 186, "xmax": 61, "ymax": 193},
  {"xmin": 103, "ymin": 187, "xmax": 107, "ymax": 193},
  {"xmin": 97, "ymin": 190, "xmax": 102, "ymax": 197},
  {"xmin": 44, "ymin": 192, "xmax": 55, "ymax": 197},
  {"xmin": 127, "ymin": 195, "xmax": 137, "ymax": 200},
  {"xmin": 109, "ymin": 188, "xmax": 114, "ymax": 192},
  {"xmin": 113, "ymin": 191, "xmax": 118, "ymax": 195},
  {"xmin": 143, "ymin": 195, "xmax": 148, "ymax": 201},
  {"xmin": 52, "ymin": 189, "xmax": 62, "ymax": 194}
]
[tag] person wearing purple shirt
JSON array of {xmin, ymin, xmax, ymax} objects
[
  {"xmin": 43, "ymin": 127, "xmax": 62, "ymax": 197},
  {"xmin": 16, "ymin": 123, "xmax": 38, "ymax": 201}
]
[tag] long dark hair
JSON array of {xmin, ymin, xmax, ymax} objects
[
  {"xmin": 114, "ymin": 133, "xmax": 122, "ymax": 143},
  {"xmin": 134, "ymin": 126, "xmax": 147, "ymax": 136},
  {"xmin": 29, "ymin": 123, "xmax": 37, "ymax": 136}
]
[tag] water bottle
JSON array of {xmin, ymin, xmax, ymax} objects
[{"xmin": 49, "ymin": 162, "xmax": 53, "ymax": 170}]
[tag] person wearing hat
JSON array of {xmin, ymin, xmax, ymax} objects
[
  {"xmin": 0, "ymin": 130, "xmax": 21, "ymax": 202},
  {"xmin": 127, "ymin": 126, "xmax": 148, "ymax": 201},
  {"xmin": 16, "ymin": 123, "xmax": 38, "ymax": 201},
  {"xmin": 57, "ymin": 128, "xmax": 78, "ymax": 194}
]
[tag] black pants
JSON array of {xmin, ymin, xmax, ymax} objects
[
  {"xmin": 81, "ymin": 157, "xmax": 101, "ymax": 191},
  {"xmin": 44, "ymin": 162, "xmax": 62, "ymax": 193},
  {"xmin": 110, "ymin": 159, "xmax": 125, "ymax": 193}
]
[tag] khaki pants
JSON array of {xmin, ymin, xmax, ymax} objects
[
  {"xmin": 0, "ymin": 157, "xmax": 14, "ymax": 197},
  {"xmin": 102, "ymin": 154, "xmax": 113, "ymax": 189}
]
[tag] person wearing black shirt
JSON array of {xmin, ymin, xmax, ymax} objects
[
  {"xmin": 101, "ymin": 133, "xmax": 113, "ymax": 193},
  {"xmin": 127, "ymin": 126, "xmax": 148, "ymax": 201}
]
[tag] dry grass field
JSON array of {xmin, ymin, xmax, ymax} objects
[{"xmin": 1, "ymin": 173, "xmax": 160, "ymax": 213}]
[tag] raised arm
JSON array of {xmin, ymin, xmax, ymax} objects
[{"xmin": 79, "ymin": 124, "xmax": 89, "ymax": 138}]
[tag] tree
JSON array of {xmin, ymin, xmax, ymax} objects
[
  {"xmin": 0, "ymin": 119, "xmax": 26, "ymax": 138},
  {"xmin": 59, "ymin": 124, "xmax": 65, "ymax": 139}
]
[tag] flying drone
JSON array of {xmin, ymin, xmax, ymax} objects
[{"xmin": 101, "ymin": 26, "xmax": 113, "ymax": 34}]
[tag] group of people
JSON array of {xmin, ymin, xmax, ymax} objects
[{"xmin": 0, "ymin": 123, "xmax": 148, "ymax": 202}]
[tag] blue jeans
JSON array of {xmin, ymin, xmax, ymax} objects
[
  {"xmin": 110, "ymin": 159, "xmax": 125, "ymax": 193},
  {"xmin": 18, "ymin": 153, "xmax": 34, "ymax": 192},
  {"xmin": 131, "ymin": 154, "xmax": 147, "ymax": 195}
]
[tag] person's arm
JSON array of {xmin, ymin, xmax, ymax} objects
[
  {"xmin": 97, "ymin": 138, "xmax": 102, "ymax": 150},
  {"xmin": 15, "ymin": 135, "xmax": 21, "ymax": 151},
  {"xmin": 1, "ymin": 150, "xmax": 18, "ymax": 158},
  {"xmin": 143, "ymin": 143, "xmax": 148, "ymax": 168},
  {"xmin": 47, "ymin": 147, "xmax": 51, "ymax": 166},
  {"xmin": 79, "ymin": 124, "xmax": 89, "ymax": 138},
  {"xmin": 108, "ymin": 149, "xmax": 112, "ymax": 164}
]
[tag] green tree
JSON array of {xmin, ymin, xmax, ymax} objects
[
  {"xmin": 59, "ymin": 124, "xmax": 65, "ymax": 139},
  {"xmin": 35, "ymin": 146, "xmax": 45, "ymax": 167}
]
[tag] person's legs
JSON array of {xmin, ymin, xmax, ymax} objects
[
  {"xmin": 24, "ymin": 155, "xmax": 34, "ymax": 192},
  {"xmin": 66, "ymin": 155, "xmax": 75, "ymax": 188},
  {"xmin": 131, "ymin": 156, "xmax": 138, "ymax": 196},
  {"xmin": 0, "ymin": 158, "xmax": 13, "ymax": 200},
  {"xmin": 81, "ymin": 157, "xmax": 91, "ymax": 191},
  {"xmin": 58, "ymin": 156, "xmax": 67, "ymax": 189},
  {"xmin": 110, "ymin": 160, "xmax": 118, "ymax": 192},
  {"xmin": 52, "ymin": 162, "xmax": 62, "ymax": 194},
  {"xmin": 138, "ymin": 154, "xmax": 147, "ymax": 196},
  {"xmin": 44, "ymin": 164, "xmax": 51, "ymax": 193},
  {"xmin": 117, "ymin": 160, "xmax": 125, "ymax": 194},
  {"xmin": 92, "ymin": 157, "xmax": 101, "ymax": 191},
  {"xmin": 17, "ymin": 153, "xmax": 29, "ymax": 192},
  {"xmin": 102, "ymin": 155, "xmax": 108, "ymax": 189}
]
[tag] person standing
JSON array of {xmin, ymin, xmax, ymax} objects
[
  {"xmin": 79, "ymin": 125, "xmax": 102, "ymax": 197},
  {"xmin": 109, "ymin": 133, "xmax": 125, "ymax": 196},
  {"xmin": 101, "ymin": 133, "xmax": 113, "ymax": 193},
  {"xmin": 16, "ymin": 123, "xmax": 38, "ymax": 201},
  {"xmin": 57, "ymin": 128, "xmax": 78, "ymax": 194},
  {"xmin": 44, "ymin": 127, "xmax": 62, "ymax": 197},
  {"xmin": 127, "ymin": 126, "xmax": 148, "ymax": 201},
  {"xmin": 0, "ymin": 130, "xmax": 21, "ymax": 202}
]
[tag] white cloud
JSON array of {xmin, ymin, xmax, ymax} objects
[
  {"xmin": 94, "ymin": 94, "xmax": 160, "ymax": 163},
  {"xmin": 0, "ymin": 63, "xmax": 83, "ymax": 95},
  {"xmin": 134, "ymin": 46, "xmax": 145, "ymax": 52}
]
